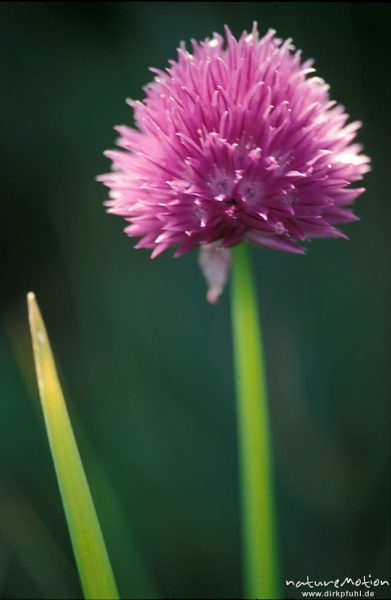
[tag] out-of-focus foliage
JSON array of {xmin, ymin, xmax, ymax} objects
[{"xmin": 1, "ymin": 3, "xmax": 390, "ymax": 598}]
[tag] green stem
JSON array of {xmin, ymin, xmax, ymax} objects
[{"xmin": 231, "ymin": 243, "xmax": 280, "ymax": 600}]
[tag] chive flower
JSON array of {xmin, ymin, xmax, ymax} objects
[{"xmin": 99, "ymin": 24, "xmax": 369, "ymax": 300}]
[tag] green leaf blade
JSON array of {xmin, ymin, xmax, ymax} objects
[{"xmin": 27, "ymin": 292, "xmax": 119, "ymax": 600}]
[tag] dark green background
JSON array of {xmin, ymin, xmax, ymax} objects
[{"xmin": 1, "ymin": 2, "xmax": 390, "ymax": 599}]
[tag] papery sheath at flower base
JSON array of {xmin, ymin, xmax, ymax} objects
[{"xmin": 98, "ymin": 22, "xmax": 370, "ymax": 302}]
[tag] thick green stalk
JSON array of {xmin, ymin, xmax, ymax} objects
[
  {"xmin": 27, "ymin": 292, "xmax": 119, "ymax": 600},
  {"xmin": 231, "ymin": 244, "xmax": 280, "ymax": 599}
]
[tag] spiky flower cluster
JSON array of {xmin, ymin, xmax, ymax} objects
[{"xmin": 99, "ymin": 23, "xmax": 369, "ymax": 265}]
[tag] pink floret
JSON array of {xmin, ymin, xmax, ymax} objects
[{"xmin": 99, "ymin": 23, "xmax": 370, "ymax": 258}]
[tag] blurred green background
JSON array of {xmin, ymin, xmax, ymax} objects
[{"xmin": 1, "ymin": 2, "xmax": 390, "ymax": 599}]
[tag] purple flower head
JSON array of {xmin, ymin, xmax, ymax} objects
[{"xmin": 99, "ymin": 24, "xmax": 370, "ymax": 300}]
